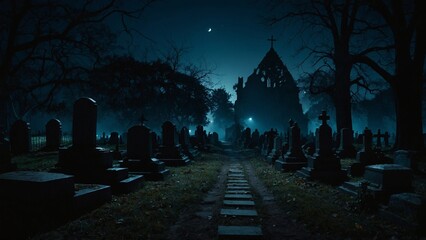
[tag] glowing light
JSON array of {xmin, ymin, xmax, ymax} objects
[
  {"xmin": 248, "ymin": 117, "xmax": 253, "ymax": 121},
  {"xmin": 208, "ymin": 28, "xmax": 212, "ymax": 32},
  {"xmin": 189, "ymin": 129, "xmax": 192, "ymax": 133}
]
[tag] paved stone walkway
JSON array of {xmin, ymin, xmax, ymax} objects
[{"xmin": 217, "ymin": 162, "xmax": 263, "ymax": 239}]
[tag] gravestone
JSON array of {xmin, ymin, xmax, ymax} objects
[
  {"xmin": 374, "ymin": 129, "xmax": 385, "ymax": 149},
  {"xmin": 265, "ymin": 128, "xmax": 277, "ymax": 157},
  {"xmin": 297, "ymin": 111, "xmax": 346, "ymax": 184},
  {"xmin": 394, "ymin": 150, "xmax": 419, "ymax": 170},
  {"xmin": 243, "ymin": 128, "xmax": 251, "ymax": 148},
  {"xmin": 350, "ymin": 127, "xmax": 377, "ymax": 176},
  {"xmin": 57, "ymin": 97, "xmax": 143, "ymax": 194},
  {"xmin": 384, "ymin": 131, "xmax": 390, "ymax": 147},
  {"xmin": 120, "ymin": 125, "xmax": 169, "ymax": 180},
  {"xmin": 266, "ymin": 136, "xmax": 282, "ymax": 164},
  {"xmin": 195, "ymin": 125, "xmax": 206, "ymax": 150},
  {"xmin": 0, "ymin": 171, "xmax": 111, "ymax": 238},
  {"xmin": 211, "ymin": 132, "xmax": 219, "ymax": 145},
  {"xmin": 155, "ymin": 121, "xmax": 190, "ymax": 166},
  {"xmin": 151, "ymin": 131, "xmax": 159, "ymax": 152},
  {"xmin": 336, "ymin": 128, "xmax": 356, "ymax": 158},
  {"xmin": 275, "ymin": 122, "xmax": 307, "ymax": 171},
  {"xmin": 108, "ymin": 132, "xmax": 119, "ymax": 145},
  {"xmin": 0, "ymin": 133, "xmax": 16, "ymax": 173},
  {"xmin": 340, "ymin": 164, "xmax": 412, "ymax": 203},
  {"xmin": 45, "ymin": 119, "xmax": 62, "ymax": 151},
  {"xmin": 121, "ymin": 132, "xmax": 128, "ymax": 145},
  {"xmin": 250, "ymin": 129, "xmax": 260, "ymax": 148},
  {"xmin": 179, "ymin": 126, "xmax": 198, "ymax": 160},
  {"xmin": 10, "ymin": 120, "xmax": 31, "ymax": 154}
]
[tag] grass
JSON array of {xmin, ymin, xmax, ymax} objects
[
  {"xmin": 250, "ymin": 156, "xmax": 419, "ymax": 239},
  {"xmin": 12, "ymin": 151, "xmax": 224, "ymax": 240}
]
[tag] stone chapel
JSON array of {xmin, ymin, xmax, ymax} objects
[{"xmin": 233, "ymin": 36, "xmax": 308, "ymax": 134}]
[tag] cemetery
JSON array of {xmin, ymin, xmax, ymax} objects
[{"xmin": 0, "ymin": 0, "xmax": 425, "ymax": 239}]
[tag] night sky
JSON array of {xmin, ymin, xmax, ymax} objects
[{"xmin": 120, "ymin": 0, "xmax": 308, "ymax": 102}]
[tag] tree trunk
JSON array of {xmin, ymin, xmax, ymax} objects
[
  {"xmin": 333, "ymin": 60, "xmax": 353, "ymax": 134},
  {"xmin": 393, "ymin": 68, "xmax": 424, "ymax": 151}
]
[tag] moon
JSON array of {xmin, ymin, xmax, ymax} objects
[{"xmin": 208, "ymin": 28, "xmax": 212, "ymax": 32}]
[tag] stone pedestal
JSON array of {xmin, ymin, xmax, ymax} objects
[
  {"xmin": 56, "ymin": 98, "xmax": 143, "ymax": 193},
  {"xmin": 297, "ymin": 111, "xmax": 346, "ymax": 184},
  {"xmin": 0, "ymin": 171, "xmax": 111, "ymax": 238},
  {"xmin": 156, "ymin": 121, "xmax": 190, "ymax": 166},
  {"xmin": 275, "ymin": 122, "xmax": 307, "ymax": 171},
  {"xmin": 119, "ymin": 125, "xmax": 169, "ymax": 180}
]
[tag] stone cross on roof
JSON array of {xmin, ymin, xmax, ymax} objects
[
  {"xmin": 267, "ymin": 35, "xmax": 276, "ymax": 49},
  {"xmin": 318, "ymin": 110, "xmax": 330, "ymax": 125}
]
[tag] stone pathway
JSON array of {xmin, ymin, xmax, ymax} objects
[{"xmin": 217, "ymin": 162, "xmax": 263, "ymax": 239}]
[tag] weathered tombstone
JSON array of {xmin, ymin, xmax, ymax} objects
[
  {"xmin": 195, "ymin": 125, "xmax": 206, "ymax": 150},
  {"xmin": 266, "ymin": 136, "xmax": 282, "ymax": 164},
  {"xmin": 155, "ymin": 121, "xmax": 190, "ymax": 166},
  {"xmin": 0, "ymin": 133, "xmax": 16, "ymax": 173},
  {"xmin": 340, "ymin": 164, "xmax": 412, "ymax": 204},
  {"xmin": 179, "ymin": 127, "xmax": 198, "ymax": 160},
  {"xmin": 250, "ymin": 129, "xmax": 260, "ymax": 148},
  {"xmin": 120, "ymin": 125, "xmax": 169, "ymax": 180},
  {"xmin": 57, "ymin": 98, "xmax": 143, "ymax": 193},
  {"xmin": 394, "ymin": 150, "xmax": 419, "ymax": 170},
  {"xmin": 336, "ymin": 128, "xmax": 356, "ymax": 158},
  {"xmin": 243, "ymin": 128, "xmax": 251, "ymax": 148},
  {"xmin": 108, "ymin": 132, "xmax": 119, "ymax": 145},
  {"xmin": 9, "ymin": 120, "xmax": 31, "ymax": 154},
  {"xmin": 350, "ymin": 127, "xmax": 376, "ymax": 176},
  {"xmin": 374, "ymin": 129, "xmax": 385, "ymax": 149},
  {"xmin": 45, "ymin": 119, "xmax": 62, "ymax": 151},
  {"xmin": 212, "ymin": 132, "xmax": 219, "ymax": 145},
  {"xmin": 297, "ymin": 111, "xmax": 346, "ymax": 184},
  {"xmin": 384, "ymin": 131, "xmax": 390, "ymax": 147},
  {"xmin": 265, "ymin": 128, "xmax": 277, "ymax": 157},
  {"xmin": 275, "ymin": 122, "xmax": 307, "ymax": 171},
  {"xmin": 121, "ymin": 132, "xmax": 128, "ymax": 145}
]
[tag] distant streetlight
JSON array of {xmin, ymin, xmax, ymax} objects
[{"xmin": 248, "ymin": 117, "xmax": 253, "ymax": 121}]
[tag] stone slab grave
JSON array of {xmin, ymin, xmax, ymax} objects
[
  {"xmin": 120, "ymin": 125, "xmax": 170, "ymax": 180},
  {"xmin": 0, "ymin": 133, "xmax": 16, "ymax": 173},
  {"xmin": 297, "ymin": 111, "xmax": 347, "ymax": 184},
  {"xmin": 275, "ymin": 122, "xmax": 307, "ymax": 171},
  {"xmin": 155, "ymin": 121, "xmax": 190, "ymax": 166},
  {"xmin": 379, "ymin": 193, "xmax": 426, "ymax": 232},
  {"xmin": 56, "ymin": 98, "xmax": 143, "ymax": 194},
  {"xmin": 339, "ymin": 164, "xmax": 412, "ymax": 203},
  {"xmin": 0, "ymin": 171, "xmax": 111, "ymax": 238}
]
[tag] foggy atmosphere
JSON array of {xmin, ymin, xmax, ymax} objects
[{"xmin": 0, "ymin": 0, "xmax": 425, "ymax": 239}]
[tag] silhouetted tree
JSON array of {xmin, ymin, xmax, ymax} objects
[
  {"xmin": 88, "ymin": 56, "xmax": 211, "ymax": 129},
  {"xmin": 210, "ymin": 88, "xmax": 234, "ymax": 131},
  {"xmin": 354, "ymin": 0, "xmax": 425, "ymax": 150},
  {"xmin": 0, "ymin": 0, "xmax": 154, "ymax": 132},
  {"xmin": 268, "ymin": 0, "xmax": 388, "ymax": 134}
]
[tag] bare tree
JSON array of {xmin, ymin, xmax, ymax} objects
[
  {"xmin": 354, "ymin": 0, "xmax": 425, "ymax": 150},
  {"xmin": 267, "ymin": 0, "xmax": 389, "ymax": 134},
  {"xmin": 0, "ymin": 0, "xmax": 154, "ymax": 132}
]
